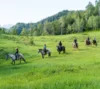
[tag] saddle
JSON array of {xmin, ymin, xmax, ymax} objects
[
  {"xmin": 86, "ymin": 40, "xmax": 91, "ymax": 45},
  {"xmin": 43, "ymin": 49, "xmax": 47, "ymax": 54},
  {"xmin": 58, "ymin": 46, "xmax": 63, "ymax": 50},
  {"xmin": 15, "ymin": 53, "xmax": 19, "ymax": 60}
]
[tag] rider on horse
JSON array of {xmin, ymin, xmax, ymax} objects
[
  {"xmin": 74, "ymin": 38, "xmax": 77, "ymax": 43},
  {"xmin": 87, "ymin": 37, "xmax": 90, "ymax": 41},
  {"xmin": 93, "ymin": 38, "xmax": 97, "ymax": 46},
  {"xmin": 43, "ymin": 44, "xmax": 47, "ymax": 54},
  {"xmin": 73, "ymin": 38, "xmax": 78, "ymax": 48},
  {"xmin": 15, "ymin": 48, "xmax": 19, "ymax": 60},
  {"xmin": 59, "ymin": 41, "xmax": 63, "ymax": 50},
  {"xmin": 86, "ymin": 37, "xmax": 91, "ymax": 45},
  {"xmin": 93, "ymin": 38, "xmax": 96, "ymax": 43}
]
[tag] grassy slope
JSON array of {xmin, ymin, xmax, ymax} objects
[{"xmin": 0, "ymin": 31, "xmax": 100, "ymax": 89}]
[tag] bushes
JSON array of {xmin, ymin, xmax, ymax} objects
[{"xmin": 29, "ymin": 37, "xmax": 35, "ymax": 45}]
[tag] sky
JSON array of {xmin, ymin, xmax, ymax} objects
[{"xmin": 0, "ymin": 0, "xmax": 95, "ymax": 26}]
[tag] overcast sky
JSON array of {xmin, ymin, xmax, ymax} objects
[{"xmin": 0, "ymin": 0, "xmax": 95, "ymax": 26}]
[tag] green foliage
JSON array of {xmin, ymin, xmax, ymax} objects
[
  {"xmin": 11, "ymin": 29, "xmax": 18, "ymax": 35},
  {"xmin": 0, "ymin": 28, "xmax": 6, "ymax": 34},
  {"xmin": 20, "ymin": 28, "xmax": 28, "ymax": 36},
  {"xmin": 29, "ymin": 37, "xmax": 35, "ymax": 45}
]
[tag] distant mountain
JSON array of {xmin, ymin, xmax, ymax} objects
[
  {"xmin": 10, "ymin": 10, "xmax": 70, "ymax": 34},
  {"xmin": 2, "ymin": 24, "xmax": 13, "ymax": 29}
]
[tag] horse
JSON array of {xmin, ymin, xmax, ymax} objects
[
  {"xmin": 38, "ymin": 49, "xmax": 51, "ymax": 58},
  {"xmin": 86, "ymin": 39, "xmax": 91, "ymax": 45},
  {"xmin": 93, "ymin": 39, "xmax": 97, "ymax": 46},
  {"xmin": 73, "ymin": 42, "xmax": 78, "ymax": 49},
  {"xmin": 6, "ymin": 53, "xmax": 26, "ymax": 64},
  {"xmin": 57, "ymin": 46, "xmax": 65, "ymax": 54}
]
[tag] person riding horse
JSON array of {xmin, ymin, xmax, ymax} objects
[
  {"xmin": 57, "ymin": 41, "xmax": 65, "ymax": 54},
  {"xmin": 58, "ymin": 41, "xmax": 63, "ymax": 50},
  {"xmin": 15, "ymin": 48, "xmax": 19, "ymax": 60},
  {"xmin": 93, "ymin": 38, "xmax": 97, "ymax": 46},
  {"xmin": 86, "ymin": 37, "xmax": 91, "ymax": 45},
  {"xmin": 73, "ymin": 38, "xmax": 78, "ymax": 48},
  {"xmin": 43, "ymin": 44, "xmax": 47, "ymax": 54}
]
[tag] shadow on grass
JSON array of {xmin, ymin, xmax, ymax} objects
[{"xmin": 79, "ymin": 48, "xmax": 87, "ymax": 51}]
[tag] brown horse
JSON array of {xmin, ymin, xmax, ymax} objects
[{"xmin": 86, "ymin": 39, "xmax": 91, "ymax": 45}]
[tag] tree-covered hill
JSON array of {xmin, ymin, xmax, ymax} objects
[
  {"xmin": 10, "ymin": 10, "xmax": 70, "ymax": 35},
  {"xmin": 9, "ymin": 0, "xmax": 100, "ymax": 36},
  {"xmin": 37, "ymin": 10, "xmax": 70, "ymax": 24}
]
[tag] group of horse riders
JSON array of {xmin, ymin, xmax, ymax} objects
[
  {"xmin": 15, "ymin": 37, "xmax": 97, "ymax": 59},
  {"xmin": 73, "ymin": 37, "xmax": 97, "ymax": 48},
  {"xmin": 86, "ymin": 37, "xmax": 97, "ymax": 46}
]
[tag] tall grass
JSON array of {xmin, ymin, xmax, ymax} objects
[{"xmin": 0, "ymin": 31, "xmax": 100, "ymax": 89}]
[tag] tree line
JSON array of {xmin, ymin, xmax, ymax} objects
[{"xmin": 9, "ymin": 0, "xmax": 100, "ymax": 36}]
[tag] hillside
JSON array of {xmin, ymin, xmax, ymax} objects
[
  {"xmin": 10, "ymin": 10, "xmax": 70, "ymax": 34},
  {"xmin": 8, "ymin": 1, "xmax": 100, "ymax": 36},
  {"xmin": 0, "ymin": 31, "xmax": 100, "ymax": 89}
]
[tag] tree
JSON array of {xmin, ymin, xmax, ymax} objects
[
  {"xmin": 11, "ymin": 29, "xmax": 18, "ymax": 35},
  {"xmin": 20, "ymin": 28, "xmax": 28, "ymax": 36},
  {"xmin": 86, "ymin": 2, "xmax": 95, "ymax": 16},
  {"xmin": 87, "ymin": 16, "xmax": 95, "ymax": 30},
  {"xmin": 52, "ymin": 20, "xmax": 61, "ymax": 35},
  {"xmin": 59, "ymin": 17, "xmax": 66, "ymax": 35},
  {"xmin": 43, "ymin": 21, "xmax": 54, "ymax": 35},
  {"xmin": 0, "ymin": 28, "xmax": 6, "ymax": 34},
  {"xmin": 37, "ymin": 24, "xmax": 44, "ymax": 36}
]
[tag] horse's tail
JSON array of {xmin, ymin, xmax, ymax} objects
[
  {"xmin": 63, "ymin": 46, "xmax": 66, "ymax": 53},
  {"xmin": 48, "ymin": 51, "xmax": 51, "ymax": 56},
  {"xmin": 47, "ymin": 49, "xmax": 51, "ymax": 56}
]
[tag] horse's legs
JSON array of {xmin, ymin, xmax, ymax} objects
[
  {"xmin": 11, "ymin": 60, "xmax": 15, "ymax": 65},
  {"xmin": 49, "ymin": 52, "xmax": 51, "ymax": 56},
  {"xmin": 11, "ymin": 61, "xmax": 13, "ymax": 64},
  {"xmin": 58, "ymin": 50, "xmax": 61, "ymax": 54},
  {"xmin": 42, "ymin": 54, "xmax": 44, "ymax": 59},
  {"xmin": 20, "ymin": 59, "xmax": 21, "ymax": 64},
  {"xmin": 22, "ymin": 58, "xmax": 26, "ymax": 63},
  {"xmin": 48, "ymin": 52, "xmax": 51, "ymax": 57},
  {"xmin": 13, "ymin": 60, "xmax": 15, "ymax": 65}
]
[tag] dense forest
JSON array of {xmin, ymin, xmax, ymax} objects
[{"xmin": 7, "ymin": 0, "xmax": 100, "ymax": 36}]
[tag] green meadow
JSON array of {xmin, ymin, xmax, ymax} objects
[{"xmin": 0, "ymin": 31, "xmax": 100, "ymax": 89}]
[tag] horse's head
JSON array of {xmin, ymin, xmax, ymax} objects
[
  {"xmin": 38, "ymin": 49, "xmax": 43, "ymax": 53},
  {"xmin": 56, "ymin": 46, "xmax": 59, "ymax": 49}
]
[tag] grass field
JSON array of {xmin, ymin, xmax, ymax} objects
[{"xmin": 0, "ymin": 31, "xmax": 100, "ymax": 89}]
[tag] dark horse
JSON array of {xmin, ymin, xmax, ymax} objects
[
  {"xmin": 93, "ymin": 39, "xmax": 97, "ymax": 46},
  {"xmin": 86, "ymin": 39, "xmax": 91, "ymax": 45},
  {"xmin": 38, "ymin": 49, "xmax": 51, "ymax": 58},
  {"xmin": 57, "ymin": 46, "xmax": 65, "ymax": 54}
]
